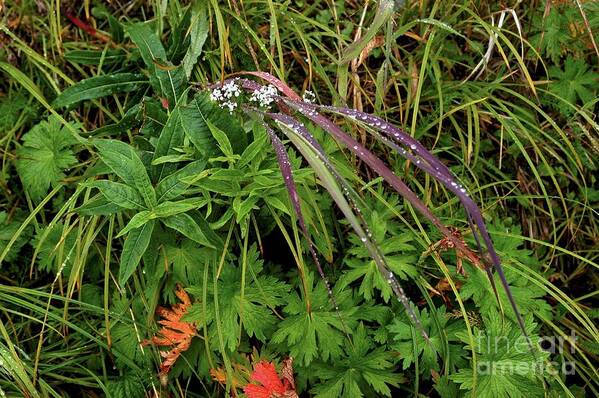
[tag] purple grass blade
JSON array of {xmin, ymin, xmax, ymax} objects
[
  {"xmin": 264, "ymin": 124, "xmax": 343, "ymax": 314},
  {"xmin": 283, "ymin": 100, "xmax": 462, "ymax": 246},
  {"xmin": 307, "ymin": 104, "xmax": 531, "ymax": 348},
  {"xmin": 266, "ymin": 112, "xmax": 429, "ymax": 341}
]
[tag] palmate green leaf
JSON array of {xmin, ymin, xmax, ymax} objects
[
  {"xmin": 88, "ymin": 180, "xmax": 145, "ymax": 209},
  {"xmin": 387, "ymin": 306, "xmax": 466, "ymax": 373},
  {"xmin": 450, "ymin": 310, "xmax": 546, "ymax": 398},
  {"xmin": 271, "ymin": 272, "xmax": 349, "ymax": 366},
  {"xmin": 187, "ymin": 245, "xmax": 289, "ymax": 351},
  {"xmin": 52, "ymin": 73, "xmax": 148, "ymax": 108},
  {"xmin": 119, "ymin": 220, "xmax": 155, "ymax": 286},
  {"xmin": 106, "ymin": 373, "xmax": 145, "ymax": 398},
  {"xmin": 311, "ymin": 323, "xmax": 403, "ymax": 398},
  {"xmin": 163, "ymin": 239, "xmax": 212, "ymax": 284},
  {"xmin": 93, "ymin": 139, "xmax": 156, "ymax": 207},
  {"xmin": 548, "ymin": 56, "xmax": 599, "ymax": 105},
  {"xmin": 460, "ymin": 221, "xmax": 552, "ymax": 321},
  {"xmin": 15, "ymin": 116, "xmax": 78, "ymax": 202},
  {"xmin": 530, "ymin": 8, "xmax": 572, "ymax": 64},
  {"xmin": 339, "ymin": 212, "xmax": 418, "ymax": 302},
  {"xmin": 0, "ymin": 92, "xmax": 34, "ymax": 131}
]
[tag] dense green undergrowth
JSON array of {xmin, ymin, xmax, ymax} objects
[{"xmin": 0, "ymin": 0, "xmax": 597, "ymax": 397}]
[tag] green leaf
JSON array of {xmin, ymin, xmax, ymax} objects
[
  {"xmin": 126, "ymin": 21, "xmax": 186, "ymax": 108},
  {"xmin": 119, "ymin": 219, "xmax": 155, "ymax": 286},
  {"xmin": 152, "ymin": 200, "xmax": 202, "ymax": 218},
  {"xmin": 155, "ymin": 160, "xmax": 207, "ymax": 202},
  {"xmin": 116, "ymin": 211, "xmax": 153, "ymax": 238},
  {"xmin": 339, "ymin": 212, "xmax": 418, "ymax": 302},
  {"xmin": 548, "ymin": 56, "xmax": 599, "ymax": 105},
  {"xmin": 16, "ymin": 116, "xmax": 78, "ymax": 201},
  {"xmin": 450, "ymin": 310, "xmax": 546, "ymax": 398},
  {"xmin": 151, "ymin": 64, "xmax": 187, "ymax": 108},
  {"xmin": 182, "ymin": 5, "xmax": 209, "ymax": 78},
  {"xmin": 0, "ymin": 211, "xmax": 32, "ymax": 264},
  {"xmin": 94, "ymin": 139, "xmax": 157, "ymax": 207},
  {"xmin": 311, "ymin": 323, "xmax": 403, "ymax": 398},
  {"xmin": 388, "ymin": 306, "xmax": 466, "ymax": 373},
  {"xmin": 187, "ymin": 245, "xmax": 289, "ymax": 350},
  {"xmin": 88, "ymin": 180, "xmax": 146, "ymax": 209},
  {"xmin": 52, "ymin": 73, "xmax": 147, "ymax": 108},
  {"xmin": 271, "ymin": 272, "xmax": 348, "ymax": 366},
  {"xmin": 161, "ymin": 213, "xmax": 214, "ymax": 247},
  {"xmin": 152, "ymin": 105, "xmax": 186, "ymax": 181},
  {"xmin": 125, "ymin": 23, "xmax": 167, "ymax": 68},
  {"xmin": 64, "ymin": 49, "xmax": 127, "ymax": 65},
  {"xmin": 207, "ymin": 120, "xmax": 234, "ymax": 158},
  {"xmin": 32, "ymin": 223, "xmax": 77, "ymax": 274},
  {"xmin": 182, "ymin": 92, "xmax": 246, "ymax": 157},
  {"xmin": 91, "ymin": 102, "xmax": 142, "ymax": 137},
  {"xmin": 106, "ymin": 373, "xmax": 145, "ymax": 398},
  {"xmin": 460, "ymin": 221, "xmax": 552, "ymax": 321},
  {"xmin": 238, "ymin": 130, "xmax": 268, "ymax": 168},
  {"xmin": 74, "ymin": 195, "xmax": 124, "ymax": 216}
]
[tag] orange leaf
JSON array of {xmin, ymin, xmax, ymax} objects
[{"xmin": 142, "ymin": 285, "xmax": 196, "ymax": 380}]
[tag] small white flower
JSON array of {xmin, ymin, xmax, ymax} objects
[
  {"xmin": 210, "ymin": 79, "xmax": 241, "ymax": 113},
  {"xmin": 302, "ymin": 90, "xmax": 316, "ymax": 103},
  {"xmin": 250, "ymin": 84, "xmax": 278, "ymax": 107}
]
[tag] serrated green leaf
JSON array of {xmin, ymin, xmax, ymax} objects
[
  {"xmin": 15, "ymin": 116, "xmax": 78, "ymax": 201},
  {"xmin": 94, "ymin": 139, "xmax": 156, "ymax": 207},
  {"xmin": 88, "ymin": 180, "xmax": 145, "ymax": 209},
  {"xmin": 152, "ymin": 105, "xmax": 185, "ymax": 181},
  {"xmin": 116, "ymin": 211, "xmax": 153, "ymax": 238},
  {"xmin": 450, "ymin": 310, "xmax": 546, "ymax": 398},
  {"xmin": 125, "ymin": 23, "xmax": 167, "ymax": 67},
  {"xmin": 0, "ymin": 212, "xmax": 32, "ymax": 264},
  {"xmin": 161, "ymin": 213, "xmax": 214, "ymax": 247},
  {"xmin": 207, "ymin": 119, "xmax": 234, "ymax": 158},
  {"xmin": 155, "ymin": 160, "xmax": 207, "ymax": 202},
  {"xmin": 311, "ymin": 323, "xmax": 403, "ymax": 398},
  {"xmin": 74, "ymin": 195, "xmax": 123, "ymax": 216},
  {"xmin": 119, "ymin": 220, "xmax": 155, "ymax": 286},
  {"xmin": 182, "ymin": 5, "xmax": 209, "ymax": 78}
]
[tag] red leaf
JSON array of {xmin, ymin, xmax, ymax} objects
[{"xmin": 243, "ymin": 360, "xmax": 298, "ymax": 398}]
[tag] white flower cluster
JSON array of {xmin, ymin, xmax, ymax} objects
[
  {"xmin": 249, "ymin": 84, "xmax": 278, "ymax": 107},
  {"xmin": 302, "ymin": 90, "xmax": 316, "ymax": 103},
  {"xmin": 210, "ymin": 79, "xmax": 241, "ymax": 113}
]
